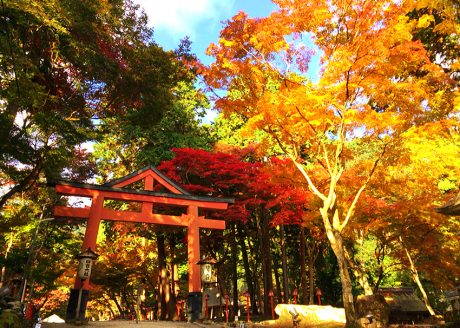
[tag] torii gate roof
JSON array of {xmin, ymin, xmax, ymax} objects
[
  {"xmin": 51, "ymin": 165, "xmax": 234, "ymax": 228},
  {"xmin": 54, "ymin": 180, "xmax": 233, "ymax": 205}
]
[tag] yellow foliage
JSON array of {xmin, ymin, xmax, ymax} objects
[
  {"xmin": 417, "ymin": 14, "xmax": 435, "ymax": 28},
  {"xmin": 219, "ymin": 38, "xmax": 235, "ymax": 47}
]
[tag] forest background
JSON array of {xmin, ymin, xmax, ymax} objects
[{"xmin": 0, "ymin": 0, "xmax": 459, "ymax": 326}]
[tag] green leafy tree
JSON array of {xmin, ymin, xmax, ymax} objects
[{"xmin": 0, "ymin": 0, "xmax": 177, "ymax": 208}]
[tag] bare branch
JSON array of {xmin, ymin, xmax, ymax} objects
[{"xmin": 289, "ymin": 154, "xmax": 327, "ymax": 202}]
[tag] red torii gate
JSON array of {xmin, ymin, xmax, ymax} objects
[{"xmin": 52, "ymin": 165, "xmax": 233, "ymax": 321}]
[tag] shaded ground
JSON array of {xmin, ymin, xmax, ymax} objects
[
  {"xmin": 42, "ymin": 321, "xmax": 226, "ymax": 328},
  {"xmin": 40, "ymin": 320, "xmax": 446, "ymax": 328}
]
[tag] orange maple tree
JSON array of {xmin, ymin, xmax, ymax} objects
[{"xmin": 204, "ymin": 0, "xmax": 458, "ymax": 324}]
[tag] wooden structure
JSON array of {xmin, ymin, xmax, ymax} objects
[
  {"xmin": 52, "ymin": 165, "xmax": 233, "ymax": 321},
  {"xmin": 377, "ymin": 287, "xmax": 429, "ymax": 323}
]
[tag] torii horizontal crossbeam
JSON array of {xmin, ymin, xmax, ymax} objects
[
  {"xmin": 54, "ymin": 205, "xmax": 225, "ymax": 229},
  {"xmin": 54, "ymin": 183, "xmax": 231, "ymax": 210}
]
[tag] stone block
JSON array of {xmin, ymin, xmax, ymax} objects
[{"xmin": 355, "ymin": 294, "xmax": 390, "ymax": 328}]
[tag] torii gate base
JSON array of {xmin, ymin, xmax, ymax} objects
[
  {"xmin": 52, "ymin": 166, "xmax": 232, "ymax": 322},
  {"xmin": 67, "ymin": 289, "xmax": 89, "ymax": 320}
]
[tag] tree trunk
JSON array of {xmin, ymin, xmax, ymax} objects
[
  {"xmin": 257, "ymin": 210, "xmax": 273, "ymax": 316},
  {"xmin": 247, "ymin": 236, "xmax": 262, "ymax": 315},
  {"xmin": 401, "ymin": 239, "xmax": 436, "ymax": 316},
  {"xmin": 231, "ymin": 223, "xmax": 239, "ymax": 317},
  {"xmin": 0, "ymin": 232, "xmax": 15, "ymax": 288},
  {"xmin": 308, "ymin": 252, "xmax": 315, "ymax": 304},
  {"xmin": 0, "ymin": 163, "xmax": 42, "ymax": 210},
  {"xmin": 135, "ymin": 285, "xmax": 143, "ymax": 323},
  {"xmin": 344, "ymin": 247, "xmax": 373, "ymax": 295},
  {"xmin": 306, "ymin": 236, "xmax": 322, "ymax": 304},
  {"xmin": 273, "ymin": 258, "xmax": 282, "ymax": 302},
  {"xmin": 157, "ymin": 233, "xmax": 174, "ymax": 320},
  {"xmin": 167, "ymin": 234, "xmax": 177, "ymax": 319},
  {"xmin": 104, "ymin": 294, "xmax": 116, "ymax": 319},
  {"xmin": 237, "ymin": 225, "xmax": 258, "ymax": 314},
  {"xmin": 300, "ymin": 227, "xmax": 307, "ymax": 304},
  {"xmin": 280, "ymin": 224, "xmax": 289, "ymax": 303},
  {"xmin": 326, "ymin": 227, "xmax": 356, "ymax": 326},
  {"xmin": 109, "ymin": 292, "xmax": 123, "ymax": 316}
]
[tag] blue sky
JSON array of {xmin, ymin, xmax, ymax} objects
[
  {"xmin": 132, "ymin": 0, "xmax": 276, "ymax": 65},
  {"xmin": 130, "ymin": 0, "xmax": 321, "ymax": 123}
]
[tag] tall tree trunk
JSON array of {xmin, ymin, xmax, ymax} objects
[
  {"xmin": 231, "ymin": 223, "xmax": 239, "ymax": 317},
  {"xmin": 135, "ymin": 285, "xmax": 143, "ymax": 323},
  {"xmin": 167, "ymin": 234, "xmax": 177, "ymax": 319},
  {"xmin": 0, "ymin": 232, "xmax": 15, "ymax": 288},
  {"xmin": 122, "ymin": 288, "xmax": 132, "ymax": 318},
  {"xmin": 257, "ymin": 210, "xmax": 273, "ymax": 316},
  {"xmin": 308, "ymin": 252, "xmax": 315, "ymax": 304},
  {"xmin": 273, "ymin": 258, "xmax": 282, "ymax": 302},
  {"xmin": 344, "ymin": 247, "xmax": 373, "ymax": 295},
  {"xmin": 247, "ymin": 236, "xmax": 262, "ymax": 314},
  {"xmin": 400, "ymin": 238, "xmax": 436, "ymax": 316},
  {"xmin": 306, "ymin": 238, "xmax": 321, "ymax": 304},
  {"xmin": 237, "ymin": 225, "xmax": 258, "ymax": 314},
  {"xmin": 104, "ymin": 294, "xmax": 116, "ymax": 318},
  {"xmin": 300, "ymin": 227, "xmax": 307, "ymax": 304},
  {"xmin": 280, "ymin": 224, "xmax": 289, "ymax": 303},
  {"xmin": 325, "ymin": 227, "xmax": 356, "ymax": 326},
  {"xmin": 109, "ymin": 292, "xmax": 123, "ymax": 316},
  {"xmin": 157, "ymin": 233, "xmax": 174, "ymax": 320}
]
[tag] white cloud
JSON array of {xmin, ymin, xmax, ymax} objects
[{"xmin": 133, "ymin": 0, "xmax": 234, "ymax": 41}]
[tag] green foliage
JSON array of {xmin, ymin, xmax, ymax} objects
[
  {"xmin": 211, "ymin": 113, "xmax": 283, "ymax": 156},
  {"xmin": 0, "ymin": 0, "xmax": 178, "ymax": 208},
  {"xmin": 353, "ymin": 235, "xmax": 401, "ymax": 289},
  {"xmin": 0, "ymin": 310, "xmax": 24, "ymax": 328},
  {"xmin": 315, "ymin": 247, "xmax": 341, "ymax": 306},
  {"xmin": 93, "ymin": 78, "xmax": 214, "ymax": 177}
]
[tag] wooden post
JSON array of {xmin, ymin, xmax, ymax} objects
[
  {"xmin": 187, "ymin": 206, "xmax": 201, "ymax": 293},
  {"xmin": 76, "ymin": 192, "xmax": 102, "ymax": 290},
  {"xmin": 292, "ymin": 288, "xmax": 298, "ymax": 304},
  {"xmin": 245, "ymin": 291, "xmax": 250, "ymax": 322},
  {"xmin": 268, "ymin": 290, "xmax": 274, "ymax": 319},
  {"xmin": 205, "ymin": 294, "xmax": 209, "ymax": 319}
]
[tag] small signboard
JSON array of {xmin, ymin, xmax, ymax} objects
[
  {"xmin": 203, "ymin": 287, "xmax": 221, "ymax": 307},
  {"xmin": 78, "ymin": 258, "xmax": 93, "ymax": 280},
  {"xmin": 201, "ymin": 264, "xmax": 213, "ymax": 283}
]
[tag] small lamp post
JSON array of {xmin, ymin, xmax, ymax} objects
[
  {"xmin": 196, "ymin": 256, "xmax": 217, "ymax": 322},
  {"xmin": 268, "ymin": 290, "xmax": 275, "ymax": 319},
  {"xmin": 292, "ymin": 288, "xmax": 298, "ymax": 304},
  {"xmin": 75, "ymin": 248, "xmax": 99, "ymax": 321},
  {"xmin": 315, "ymin": 287, "xmax": 322, "ymax": 305},
  {"xmin": 244, "ymin": 291, "xmax": 250, "ymax": 323},
  {"xmin": 204, "ymin": 293, "xmax": 209, "ymax": 319}
]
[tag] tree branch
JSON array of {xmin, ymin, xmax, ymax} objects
[
  {"xmin": 0, "ymin": 163, "xmax": 42, "ymax": 209},
  {"xmin": 289, "ymin": 154, "xmax": 327, "ymax": 202},
  {"xmin": 339, "ymin": 143, "xmax": 388, "ymax": 232}
]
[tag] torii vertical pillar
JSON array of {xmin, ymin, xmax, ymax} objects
[
  {"xmin": 66, "ymin": 192, "xmax": 103, "ymax": 321},
  {"xmin": 187, "ymin": 205, "xmax": 202, "ymax": 322}
]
